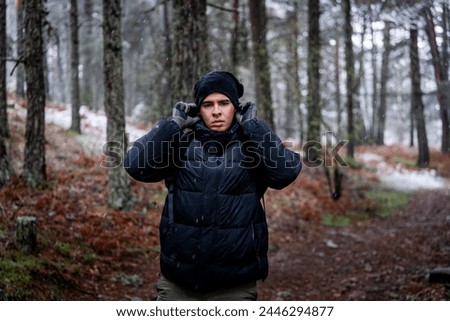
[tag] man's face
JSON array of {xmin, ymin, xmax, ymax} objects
[{"xmin": 199, "ymin": 93, "xmax": 236, "ymax": 132}]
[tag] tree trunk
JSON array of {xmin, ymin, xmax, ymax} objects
[
  {"xmin": 171, "ymin": 0, "xmax": 209, "ymax": 104},
  {"xmin": 80, "ymin": 0, "xmax": 93, "ymax": 108},
  {"xmin": 70, "ymin": 0, "xmax": 81, "ymax": 133},
  {"xmin": 248, "ymin": 0, "xmax": 274, "ymax": 128},
  {"xmin": 410, "ymin": 103, "xmax": 415, "ymax": 147},
  {"xmin": 442, "ymin": 2, "xmax": 449, "ymax": 81},
  {"xmin": 284, "ymin": 3, "xmax": 300, "ymax": 140},
  {"xmin": 353, "ymin": 14, "xmax": 368, "ymax": 144},
  {"xmin": 292, "ymin": 2, "xmax": 302, "ymax": 145},
  {"xmin": 0, "ymin": 0, "xmax": 12, "ymax": 187},
  {"xmin": 43, "ymin": 41, "xmax": 50, "ymax": 101},
  {"xmin": 376, "ymin": 22, "xmax": 392, "ymax": 145},
  {"xmin": 334, "ymin": 22, "xmax": 343, "ymax": 140},
  {"xmin": 343, "ymin": 0, "xmax": 355, "ymax": 158},
  {"xmin": 192, "ymin": 0, "xmax": 209, "ymax": 75},
  {"xmin": 306, "ymin": 0, "xmax": 321, "ymax": 160},
  {"xmin": 370, "ymin": 4, "xmax": 378, "ymax": 143},
  {"xmin": 230, "ymin": 0, "xmax": 240, "ymax": 75},
  {"xmin": 423, "ymin": 6, "xmax": 450, "ymax": 153},
  {"xmin": 55, "ymin": 35, "xmax": 66, "ymax": 103},
  {"xmin": 23, "ymin": 0, "xmax": 46, "ymax": 188},
  {"xmin": 153, "ymin": 0, "xmax": 173, "ymax": 118},
  {"xmin": 442, "ymin": 2, "xmax": 450, "ymax": 151},
  {"xmin": 14, "ymin": 216, "xmax": 37, "ymax": 253},
  {"xmin": 16, "ymin": 0, "xmax": 25, "ymax": 100},
  {"xmin": 102, "ymin": 0, "xmax": 132, "ymax": 210},
  {"xmin": 238, "ymin": 4, "xmax": 249, "ymax": 65},
  {"xmin": 410, "ymin": 27, "xmax": 429, "ymax": 167}
]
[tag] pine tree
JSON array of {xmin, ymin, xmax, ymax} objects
[
  {"xmin": 306, "ymin": 0, "xmax": 321, "ymax": 161},
  {"xmin": 343, "ymin": 0, "xmax": 355, "ymax": 158},
  {"xmin": 410, "ymin": 26, "xmax": 429, "ymax": 167},
  {"xmin": 23, "ymin": 0, "xmax": 46, "ymax": 188},
  {"xmin": 0, "ymin": 0, "xmax": 12, "ymax": 187},
  {"xmin": 70, "ymin": 0, "xmax": 81, "ymax": 133},
  {"xmin": 103, "ymin": 0, "xmax": 132, "ymax": 209},
  {"xmin": 248, "ymin": 0, "xmax": 274, "ymax": 128},
  {"xmin": 171, "ymin": 0, "xmax": 209, "ymax": 104}
]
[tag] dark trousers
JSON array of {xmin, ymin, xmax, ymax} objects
[{"xmin": 156, "ymin": 275, "xmax": 257, "ymax": 301}]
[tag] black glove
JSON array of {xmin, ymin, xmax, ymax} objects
[
  {"xmin": 171, "ymin": 102, "xmax": 200, "ymax": 129},
  {"xmin": 235, "ymin": 102, "xmax": 257, "ymax": 126}
]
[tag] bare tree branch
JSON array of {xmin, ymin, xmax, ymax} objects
[
  {"xmin": 1, "ymin": 56, "xmax": 25, "ymax": 76},
  {"xmin": 207, "ymin": 2, "xmax": 239, "ymax": 14}
]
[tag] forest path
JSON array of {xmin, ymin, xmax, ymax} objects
[{"xmin": 258, "ymin": 188, "xmax": 450, "ymax": 300}]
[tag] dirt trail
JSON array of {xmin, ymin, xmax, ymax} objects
[{"xmin": 258, "ymin": 189, "xmax": 450, "ymax": 300}]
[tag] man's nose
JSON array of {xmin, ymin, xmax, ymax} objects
[{"xmin": 212, "ymin": 104, "xmax": 221, "ymax": 115}]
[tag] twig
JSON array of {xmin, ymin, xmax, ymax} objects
[
  {"xmin": 207, "ymin": 2, "xmax": 239, "ymax": 14},
  {"xmin": 10, "ymin": 61, "xmax": 21, "ymax": 76},
  {"xmin": 2, "ymin": 56, "xmax": 25, "ymax": 76}
]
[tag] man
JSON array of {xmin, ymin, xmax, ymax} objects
[{"xmin": 124, "ymin": 71, "xmax": 301, "ymax": 300}]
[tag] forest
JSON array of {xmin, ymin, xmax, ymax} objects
[{"xmin": 0, "ymin": 0, "xmax": 449, "ymax": 301}]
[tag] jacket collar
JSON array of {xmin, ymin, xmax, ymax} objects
[{"xmin": 193, "ymin": 120, "xmax": 240, "ymax": 144}]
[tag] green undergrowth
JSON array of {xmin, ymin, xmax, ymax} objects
[
  {"xmin": 0, "ymin": 252, "xmax": 46, "ymax": 300},
  {"xmin": 364, "ymin": 189, "xmax": 411, "ymax": 219},
  {"xmin": 321, "ymin": 188, "xmax": 411, "ymax": 227},
  {"xmin": 321, "ymin": 214, "xmax": 353, "ymax": 227},
  {"xmin": 343, "ymin": 157, "xmax": 364, "ymax": 169},
  {"xmin": 0, "ymin": 237, "xmax": 99, "ymax": 300},
  {"xmin": 391, "ymin": 156, "xmax": 416, "ymax": 167}
]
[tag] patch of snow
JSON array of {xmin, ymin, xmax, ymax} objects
[
  {"xmin": 358, "ymin": 152, "xmax": 450, "ymax": 192},
  {"xmin": 356, "ymin": 152, "xmax": 384, "ymax": 163},
  {"xmin": 325, "ymin": 240, "xmax": 338, "ymax": 249},
  {"xmin": 378, "ymin": 167, "xmax": 449, "ymax": 192},
  {"xmin": 45, "ymin": 105, "xmax": 72, "ymax": 129},
  {"xmin": 45, "ymin": 104, "xmax": 147, "ymax": 155},
  {"xmin": 131, "ymin": 102, "xmax": 148, "ymax": 119}
]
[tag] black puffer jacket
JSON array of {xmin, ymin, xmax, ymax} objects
[{"xmin": 125, "ymin": 118, "xmax": 301, "ymax": 293}]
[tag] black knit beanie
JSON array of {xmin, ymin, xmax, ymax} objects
[{"xmin": 194, "ymin": 71, "xmax": 244, "ymax": 109}]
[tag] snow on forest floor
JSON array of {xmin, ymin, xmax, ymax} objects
[
  {"xmin": 44, "ymin": 104, "xmax": 147, "ymax": 155},
  {"xmin": 356, "ymin": 151, "xmax": 450, "ymax": 192}
]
